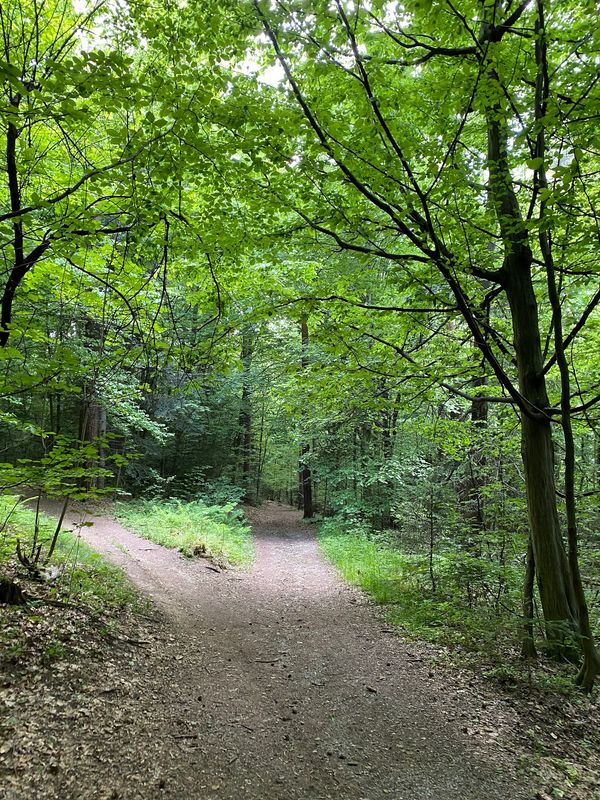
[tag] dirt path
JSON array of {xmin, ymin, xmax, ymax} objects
[{"xmin": 6, "ymin": 501, "xmax": 530, "ymax": 799}]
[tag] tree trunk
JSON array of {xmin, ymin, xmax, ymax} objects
[
  {"xmin": 521, "ymin": 538, "xmax": 537, "ymax": 659},
  {"xmin": 0, "ymin": 578, "xmax": 25, "ymax": 605},
  {"xmin": 238, "ymin": 329, "xmax": 253, "ymax": 503},
  {"xmin": 299, "ymin": 441, "xmax": 313, "ymax": 519},
  {"xmin": 255, "ymin": 397, "xmax": 267, "ymax": 502},
  {"xmin": 97, "ymin": 405, "xmax": 107, "ymax": 490},
  {"xmin": 484, "ymin": 56, "xmax": 579, "ymax": 653},
  {"xmin": 299, "ymin": 317, "xmax": 313, "ymax": 519},
  {"xmin": 534, "ymin": 0, "xmax": 600, "ymax": 686},
  {"xmin": 465, "ymin": 352, "xmax": 489, "ymax": 533},
  {"xmin": 2, "ymin": 117, "xmax": 51, "ymax": 348},
  {"xmin": 503, "ymin": 258, "xmax": 579, "ymax": 651},
  {"xmin": 79, "ymin": 384, "xmax": 106, "ymax": 491},
  {"xmin": 78, "ymin": 319, "xmax": 108, "ymax": 492}
]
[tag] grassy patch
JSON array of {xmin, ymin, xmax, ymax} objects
[
  {"xmin": 317, "ymin": 519, "xmax": 508, "ymax": 647},
  {"xmin": 114, "ymin": 498, "xmax": 254, "ymax": 567},
  {"xmin": 318, "ymin": 519, "xmax": 528, "ymax": 656},
  {"xmin": 0, "ymin": 494, "xmax": 142, "ymax": 672},
  {"xmin": 317, "ymin": 518, "xmax": 600, "ymax": 697},
  {"xmin": 0, "ymin": 494, "xmax": 139, "ymax": 612}
]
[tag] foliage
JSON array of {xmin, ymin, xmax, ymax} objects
[
  {"xmin": 318, "ymin": 515, "xmax": 600, "ymax": 697},
  {"xmin": 0, "ymin": 0, "xmax": 598, "ymax": 688},
  {"xmin": 0, "ymin": 495, "xmax": 140, "ymax": 611},
  {"xmin": 318, "ymin": 516, "xmax": 524, "ymax": 654},
  {"xmin": 114, "ymin": 499, "xmax": 254, "ymax": 567}
]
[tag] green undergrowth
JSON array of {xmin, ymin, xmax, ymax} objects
[
  {"xmin": 114, "ymin": 498, "xmax": 254, "ymax": 567},
  {"xmin": 0, "ymin": 494, "xmax": 143, "ymax": 671},
  {"xmin": 0, "ymin": 494, "xmax": 139, "ymax": 611},
  {"xmin": 317, "ymin": 518, "xmax": 596, "ymax": 694},
  {"xmin": 318, "ymin": 518, "xmax": 517, "ymax": 648}
]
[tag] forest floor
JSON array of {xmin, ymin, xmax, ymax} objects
[{"xmin": 0, "ymin": 501, "xmax": 597, "ymax": 799}]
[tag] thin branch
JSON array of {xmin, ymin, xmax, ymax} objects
[
  {"xmin": 544, "ymin": 286, "xmax": 600, "ymax": 374},
  {"xmin": 274, "ymin": 294, "xmax": 456, "ymax": 314},
  {"xmin": 0, "ymin": 129, "xmax": 172, "ymax": 224}
]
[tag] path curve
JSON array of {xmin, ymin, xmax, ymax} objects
[{"xmin": 34, "ymin": 500, "xmax": 528, "ymax": 800}]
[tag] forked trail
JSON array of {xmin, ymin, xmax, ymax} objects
[{"xmin": 28, "ymin": 500, "xmax": 527, "ymax": 800}]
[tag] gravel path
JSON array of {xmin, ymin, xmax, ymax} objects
[{"xmin": 15, "ymin": 500, "xmax": 530, "ymax": 800}]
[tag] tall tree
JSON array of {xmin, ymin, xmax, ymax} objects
[
  {"xmin": 253, "ymin": 0, "xmax": 600, "ymax": 686},
  {"xmin": 238, "ymin": 327, "xmax": 254, "ymax": 502},
  {"xmin": 0, "ymin": 0, "xmax": 171, "ymax": 347}
]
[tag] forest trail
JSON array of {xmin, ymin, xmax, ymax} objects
[{"xmin": 27, "ymin": 500, "xmax": 529, "ymax": 800}]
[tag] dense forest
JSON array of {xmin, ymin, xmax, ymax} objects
[{"xmin": 1, "ymin": 0, "xmax": 599, "ymax": 712}]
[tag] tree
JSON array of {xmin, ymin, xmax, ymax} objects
[
  {"xmin": 299, "ymin": 315, "xmax": 313, "ymax": 518},
  {"xmin": 0, "ymin": 0, "xmax": 174, "ymax": 348},
  {"xmin": 253, "ymin": 0, "xmax": 600, "ymax": 686},
  {"xmin": 238, "ymin": 326, "xmax": 255, "ymax": 502}
]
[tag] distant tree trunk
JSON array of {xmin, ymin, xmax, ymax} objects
[
  {"xmin": 380, "ymin": 389, "xmax": 400, "ymax": 529},
  {"xmin": 170, "ymin": 429, "xmax": 183, "ymax": 478},
  {"xmin": 297, "ymin": 467, "xmax": 303, "ymax": 510},
  {"xmin": 98, "ymin": 405, "xmax": 107, "ymax": 486},
  {"xmin": 55, "ymin": 394, "xmax": 62, "ymax": 436},
  {"xmin": 428, "ymin": 481, "xmax": 436, "ymax": 593},
  {"xmin": 79, "ymin": 320, "xmax": 107, "ymax": 491},
  {"xmin": 255, "ymin": 397, "xmax": 268, "ymax": 502},
  {"xmin": 352, "ymin": 427, "xmax": 358, "ymax": 501},
  {"xmin": 299, "ymin": 441, "xmax": 313, "ymax": 518},
  {"xmin": 466, "ymin": 365, "xmax": 488, "ymax": 532},
  {"xmin": 381, "ymin": 410, "xmax": 396, "ymax": 461},
  {"xmin": 79, "ymin": 384, "xmax": 107, "ymax": 491},
  {"xmin": 238, "ymin": 329, "xmax": 253, "ymax": 503},
  {"xmin": 299, "ymin": 317, "xmax": 313, "ymax": 519}
]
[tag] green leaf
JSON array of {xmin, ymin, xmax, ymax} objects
[{"xmin": 526, "ymin": 157, "xmax": 543, "ymax": 170}]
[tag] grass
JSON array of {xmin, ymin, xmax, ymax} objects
[
  {"xmin": 0, "ymin": 494, "xmax": 140, "ymax": 611},
  {"xmin": 317, "ymin": 519, "xmax": 483, "ymax": 641},
  {"xmin": 318, "ymin": 518, "xmax": 525, "ymax": 657},
  {"xmin": 0, "ymin": 493, "xmax": 143, "ymax": 672},
  {"xmin": 317, "ymin": 518, "xmax": 600, "ymax": 696},
  {"xmin": 114, "ymin": 498, "xmax": 254, "ymax": 567}
]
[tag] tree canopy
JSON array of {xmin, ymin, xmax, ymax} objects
[{"xmin": 1, "ymin": 0, "xmax": 599, "ymax": 689}]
